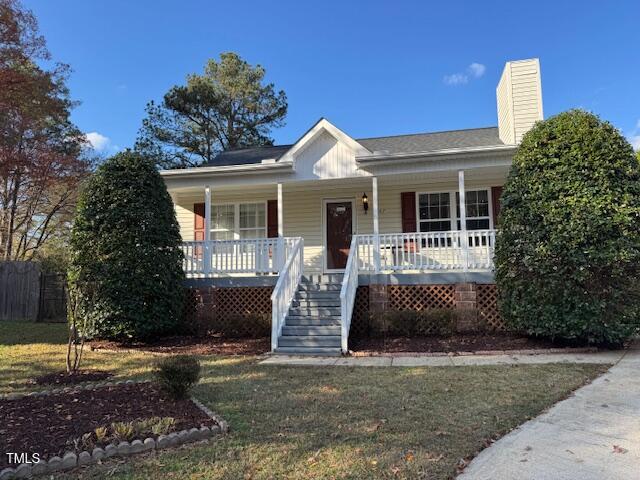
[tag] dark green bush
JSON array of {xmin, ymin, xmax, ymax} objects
[
  {"xmin": 370, "ymin": 309, "xmax": 457, "ymax": 337},
  {"xmin": 495, "ymin": 110, "xmax": 640, "ymax": 345},
  {"xmin": 68, "ymin": 151, "xmax": 185, "ymax": 340},
  {"xmin": 153, "ymin": 355, "xmax": 201, "ymax": 400}
]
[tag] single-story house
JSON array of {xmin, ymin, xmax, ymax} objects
[{"xmin": 161, "ymin": 58, "xmax": 544, "ymax": 355}]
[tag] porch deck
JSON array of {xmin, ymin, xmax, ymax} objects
[{"xmin": 181, "ymin": 230, "xmax": 496, "ymax": 355}]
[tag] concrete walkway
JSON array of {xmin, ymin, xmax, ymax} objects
[
  {"xmin": 458, "ymin": 345, "xmax": 640, "ymax": 480},
  {"xmin": 259, "ymin": 350, "xmax": 624, "ymax": 367}
]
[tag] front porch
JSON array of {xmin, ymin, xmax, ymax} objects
[
  {"xmin": 172, "ymin": 168, "xmax": 505, "ymax": 355},
  {"xmin": 180, "ymin": 229, "xmax": 497, "ymax": 278}
]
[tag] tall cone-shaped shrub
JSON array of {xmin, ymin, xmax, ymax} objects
[
  {"xmin": 69, "ymin": 151, "xmax": 184, "ymax": 340},
  {"xmin": 495, "ymin": 110, "xmax": 640, "ymax": 345}
]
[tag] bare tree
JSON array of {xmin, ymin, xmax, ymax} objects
[{"xmin": 0, "ymin": 0, "xmax": 91, "ymax": 261}]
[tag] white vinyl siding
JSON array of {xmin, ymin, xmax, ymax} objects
[{"xmin": 496, "ymin": 59, "xmax": 543, "ymax": 144}]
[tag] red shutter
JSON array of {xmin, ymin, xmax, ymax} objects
[
  {"xmin": 194, "ymin": 203, "xmax": 205, "ymax": 241},
  {"xmin": 491, "ymin": 186, "xmax": 503, "ymax": 227},
  {"xmin": 267, "ymin": 200, "xmax": 278, "ymax": 237},
  {"xmin": 401, "ymin": 192, "xmax": 417, "ymax": 233}
]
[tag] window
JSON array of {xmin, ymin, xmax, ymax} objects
[
  {"xmin": 239, "ymin": 203, "xmax": 266, "ymax": 239},
  {"xmin": 210, "ymin": 203, "xmax": 266, "ymax": 240},
  {"xmin": 418, "ymin": 193, "xmax": 451, "ymax": 232},
  {"xmin": 456, "ymin": 190, "xmax": 490, "ymax": 230},
  {"xmin": 211, "ymin": 204, "xmax": 235, "ymax": 241},
  {"xmin": 417, "ymin": 189, "xmax": 492, "ymax": 232}
]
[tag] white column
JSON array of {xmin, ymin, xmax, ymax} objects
[
  {"xmin": 277, "ymin": 183, "xmax": 284, "ymax": 237},
  {"xmin": 458, "ymin": 171, "xmax": 468, "ymax": 271},
  {"xmin": 277, "ymin": 183, "xmax": 284, "ymax": 270},
  {"xmin": 204, "ymin": 185, "xmax": 212, "ymax": 275},
  {"xmin": 372, "ymin": 176, "xmax": 381, "ymax": 272}
]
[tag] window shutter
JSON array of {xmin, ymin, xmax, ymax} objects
[
  {"xmin": 400, "ymin": 192, "xmax": 417, "ymax": 233},
  {"xmin": 491, "ymin": 186, "xmax": 503, "ymax": 227},
  {"xmin": 194, "ymin": 203, "xmax": 205, "ymax": 241},
  {"xmin": 267, "ymin": 200, "xmax": 278, "ymax": 237}
]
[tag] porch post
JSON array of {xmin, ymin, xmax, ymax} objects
[
  {"xmin": 458, "ymin": 171, "xmax": 469, "ymax": 271},
  {"xmin": 277, "ymin": 183, "xmax": 284, "ymax": 270},
  {"xmin": 204, "ymin": 185, "xmax": 212, "ymax": 275},
  {"xmin": 372, "ymin": 176, "xmax": 381, "ymax": 272},
  {"xmin": 277, "ymin": 183, "xmax": 284, "ymax": 237}
]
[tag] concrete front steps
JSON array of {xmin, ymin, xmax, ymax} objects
[{"xmin": 274, "ymin": 274, "xmax": 344, "ymax": 356}]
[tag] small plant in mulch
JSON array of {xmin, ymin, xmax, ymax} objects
[
  {"xmin": 153, "ymin": 355, "xmax": 201, "ymax": 400},
  {"xmin": 0, "ymin": 382, "xmax": 217, "ymax": 469},
  {"xmin": 70, "ymin": 417, "xmax": 177, "ymax": 451}
]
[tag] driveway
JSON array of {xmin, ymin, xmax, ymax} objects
[{"xmin": 458, "ymin": 343, "xmax": 640, "ymax": 480}]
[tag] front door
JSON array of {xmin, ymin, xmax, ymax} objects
[{"xmin": 325, "ymin": 200, "xmax": 354, "ymax": 271}]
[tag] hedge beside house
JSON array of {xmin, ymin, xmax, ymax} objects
[
  {"xmin": 69, "ymin": 151, "xmax": 184, "ymax": 340},
  {"xmin": 495, "ymin": 110, "xmax": 640, "ymax": 345}
]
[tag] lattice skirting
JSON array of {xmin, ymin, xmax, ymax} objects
[
  {"xmin": 184, "ymin": 286, "xmax": 273, "ymax": 337},
  {"xmin": 476, "ymin": 283, "xmax": 504, "ymax": 331},
  {"xmin": 387, "ymin": 285, "xmax": 457, "ymax": 311},
  {"xmin": 350, "ymin": 283, "xmax": 504, "ymax": 338},
  {"xmin": 182, "ymin": 282, "xmax": 505, "ymax": 338}
]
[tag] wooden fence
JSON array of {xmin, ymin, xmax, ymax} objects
[{"xmin": 0, "ymin": 261, "xmax": 66, "ymax": 322}]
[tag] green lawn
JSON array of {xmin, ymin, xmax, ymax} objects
[{"xmin": 1, "ymin": 322, "xmax": 607, "ymax": 479}]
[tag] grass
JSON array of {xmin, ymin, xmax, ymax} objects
[
  {"xmin": 0, "ymin": 321, "xmax": 153, "ymax": 394},
  {"xmin": 1, "ymin": 321, "xmax": 607, "ymax": 479}
]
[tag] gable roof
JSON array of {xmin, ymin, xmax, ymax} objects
[{"xmin": 206, "ymin": 125, "xmax": 504, "ymax": 167}]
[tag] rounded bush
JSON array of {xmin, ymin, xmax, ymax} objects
[
  {"xmin": 495, "ymin": 110, "xmax": 640, "ymax": 345},
  {"xmin": 153, "ymin": 355, "xmax": 201, "ymax": 400},
  {"xmin": 69, "ymin": 151, "xmax": 185, "ymax": 340}
]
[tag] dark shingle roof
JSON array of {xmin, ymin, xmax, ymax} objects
[
  {"xmin": 357, "ymin": 127, "xmax": 503, "ymax": 155},
  {"xmin": 207, "ymin": 145, "xmax": 292, "ymax": 166},
  {"xmin": 206, "ymin": 126, "xmax": 503, "ymax": 166}
]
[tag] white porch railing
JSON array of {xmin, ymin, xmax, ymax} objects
[
  {"xmin": 270, "ymin": 237, "xmax": 304, "ymax": 351},
  {"xmin": 181, "ymin": 237, "xmax": 298, "ymax": 277},
  {"xmin": 339, "ymin": 229, "xmax": 496, "ymax": 353},
  {"xmin": 355, "ymin": 230, "xmax": 496, "ymax": 272},
  {"xmin": 339, "ymin": 236, "xmax": 359, "ymax": 353}
]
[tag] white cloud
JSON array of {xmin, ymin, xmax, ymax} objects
[
  {"xmin": 468, "ymin": 62, "xmax": 486, "ymax": 78},
  {"xmin": 628, "ymin": 120, "xmax": 640, "ymax": 150},
  {"xmin": 85, "ymin": 132, "xmax": 111, "ymax": 152},
  {"xmin": 443, "ymin": 62, "xmax": 485, "ymax": 86},
  {"xmin": 443, "ymin": 73, "xmax": 468, "ymax": 86}
]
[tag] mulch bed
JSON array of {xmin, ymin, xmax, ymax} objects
[
  {"xmin": 349, "ymin": 334, "xmax": 593, "ymax": 355},
  {"xmin": 33, "ymin": 369, "xmax": 113, "ymax": 386},
  {"xmin": 90, "ymin": 335, "xmax": 270, "ymax": 356},
  {"xmin": 0, "ymin": 383, "xmax": 216, "ymax": 469}
]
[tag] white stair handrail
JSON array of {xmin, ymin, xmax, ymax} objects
[
  {"xmin": 270, "ymin": 237, "xmax": 304, "ymax": 351},
  {"xmin": 339, "ymin": 235, "xmax": 359, "ymax": 354}
]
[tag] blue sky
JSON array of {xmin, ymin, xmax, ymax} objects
[{"xmin": 25, "ymin": 0, "xmax": 640, "ymax": 153}]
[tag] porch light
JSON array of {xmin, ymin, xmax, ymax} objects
[{"xmin": 362, "ymin": 193, "xmax": 369, "ymax": 213}]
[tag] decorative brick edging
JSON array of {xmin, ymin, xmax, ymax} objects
[
  {"xmin": 349, "ymin": 346, "xmax": 600, "ymax": 358},
  {"xmin": 0, "ymin": 384, "xmax": 229, "ymax": 480},
  {"xmin": 88, "ymin": 345, "xmax": 173, "ymax": 356},
  {"xmin": 0, "ymin": 379, "xmax": 150, "ymax": 401}
]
